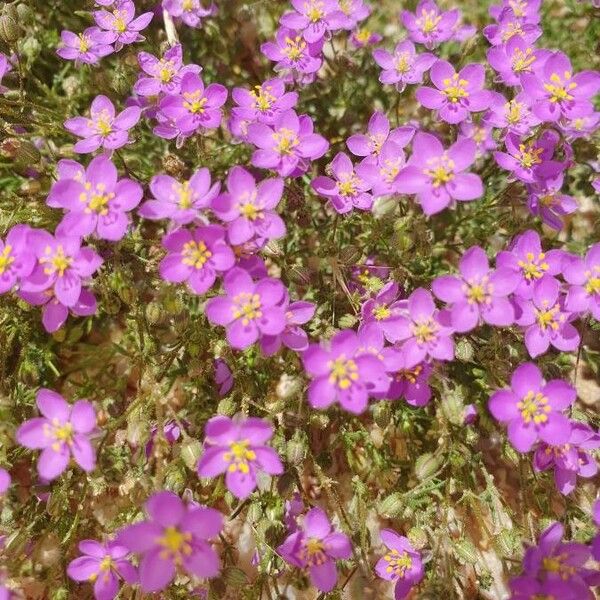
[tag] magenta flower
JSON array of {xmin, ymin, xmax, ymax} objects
[
  {"xmin": 375, "ymin": 530, "xmax": 423, "ymax": 599},
  {"xmin": 302, "ymin": 329, "xmax": 389, "ymax": 414},
  {"xmin": 145, "ymin": 420, "xmax": 182, "ymax": 459},
  {"xmin": 64, "ymin": 95, "xmax": 141, "ymax": 154},
  {"xmin": 373, "ymin": 40, "xmax": 436, "ymax": 92},
  {"xmin": 260, "ymin": 300, "xmax": 316, "ymax": 356},
  {"xmin": 18, "ymin": 288, "xmax": 97, "ymax": 333},
  {"xmin": 117, "ymin": 491, "xmax": 222, "ymax": 592},
  {"xmin": 483, "ymin": 11, "xmax": 542, "ymax": 47},
  {"xmin": 231, "ymin": 78, "xmax": 298, "ymax": 126},
  {"xmin": 487, "ymin": 35, "xmax": 548, "ymax": 87},
  {"xmin": 205, "ymin": 268, "xmax": 287, "ymax": 350},
  {"xmin": 563, "ymin": 243, "xmax": 600, "ymax": 319},
  {"xmin": 350, "ymin": 259, "xmax": 391, "ymax": 297},
  {"xmin": 163, "ymin": 0, "xmax": 216, "ymax": 28},
  {"xmin": 489, "ymin": 0, "xmax": 541, "ymax": 24},
  {"xmin": 57, "ymin": 27, "xmax": 115, "ymax": 64},
  {"xmin": 485, "ymin": 92, "xmax": 541, "ymax": 135},
  {"xmin": 346, "ymin": 111, "xmax": 415, "ymax": 161},
  {"xmin": 514, "ymin": 275, "xmax": 580, "ymax": 358},
  {"xmin": 15, "ymin": 389, "xmax": 97, "ymax": 480},
  {"xmin": 279, "ymin": 0, "xmax": 345, "ymax": 43},
  {"xmin": 277, "ymin": 507, "xmax": 352, "ymax": 593},
  {"xmin": 509, "ymin": 575, "xmax": 573, "ymax": 600},
  {"xmin": 401, "ymin": 0, "xmax": 459, "ymax": 49},
  {"xmin": 197, "ymin": 415, "xmax": 283, "ymax": 499},
  {"xmin": 247, "ymin": 110, "xmax": 329, "ymax": 178},
  {"xmin": 559, "ymin": 111, "xmax": 600, "ymax": 140},
  {"xmin": 93, "ymin": 0, "xmax": 153, "ymax": 50},
  {"xmin": 0, "ymin": 224, "xmax": 35, "ymax": 294},
  {"xmin": 214, "ymin": 358, "xmax": 234, "ymax": 396},
  {"xmin": 386, "ymin": 353, "xmax": 433, "ymax": 407},
  {"xmin": 20, "ymin": 230, "xmax": 102, "ymax": 308},
  {"xmin": 521, "ymin": 51, "xmax": 600, "ymax": 122},
  {"xmin": 496, "ymin": 230, "xmax": 564, "ymax": 299},
  {"xmin": 158, "ymin": 72, "xmax": 227, "ymax": 139},
  {"xmin": 488, "ymin": 362, "xmax": 574, "ymax": 452},
  {"xmin": 139, "ymin": 168, "xmax": 220, "ymax": 225},
  {"xmin": 212, "ymin": 166, "xmax": 286, "ymax": 244},
  {"xmin": 396, "ymin": 133, "xmax": 483, "ymax": 215},
  {"xmin": 350, "ymin": 28, "xmax": 382, "ymax": 49},
  {"xmin": 311, "ymin": 152, "xmax": 376, "ymax": 214},
  {"xmin": 533, "ymin": 422, "xmax": 600, "ymax": 495},
  {"xmin": 159, "ymin": 225, "xmax": 235, "ymax": 295},
  {"xmin": 432, "ymin": 246, "xmax": 519, "ymax": 332},
  {"xmin": 47, "ymin": 155, "xmax": 142, "ymax": 241},
  {"xmin": 388, "ymin": 288, "xmax": 454, "ymax": 367},
  {"xmin": 260, "ymin": 27, "xmax": 324, "ymax": 84},
  {"xmin": 361, "ymin": 281, "xmax": 406, "ymax": 342},
  {"xmin": 593, "ymin": 501, "xmax": 600, "ymax": 562},
  {"xmin": 360, "ymin": 140, "xmax": 410, "ymax": 197},
  {"xmin": 134, "ymin": 45, "xmax": 201, "ymax": 97},
  {"xmin": 0, "ymin": 469, "xmax": 10, "ymax": 495},
  {"xmin": 525, "ymin": 173, "xmax": 578, "ymax": 231},
  {"xmin": 417, "ymin": 60, "xmax": 491, "ymax": 124},
  {"xmin": 0, "ymin": 53, "xmax": 13, "ymax": 95},
  {"xmin": 67, "ymin": 540, "xmax": 137, "ymax": 600},
  {"xmin": 337, "ymin": 0, "xmax": 371, "ymax": 29},
  {"xmin": 493, "ymin": 130, "xmax": 563, "ymax": 183}
]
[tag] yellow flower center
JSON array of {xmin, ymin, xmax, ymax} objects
[
  {"xmin": 517, "ymin": 252, "xmax": 549, "ymax": 280},
  {"xmin": 239, "ymin": 202, "xmax": 262, "ymax": 220},
  {"xmin": 158, "ymin": 60, "xmax": 175, "ymax": 83},
  {"xmin": 509, "ymin": 0, "xmax": 527, "ymax": 16},
  {"xmin": 544, "ymin": 72, "xmax": 577, "ymax": 103},
  {"xmin": 45, "ymin": 418, "xmax": 74, "ymax": 451},
  {"xmin": 517, "ymin": 390, "xmax": 551, "ymax": 424},
  {"xmin": 396, "ymin": 364, "xmax": 423, "ymax": 385},
  {"xmin": 80, "ymin": 182, "xmax": 114, "ymax": 215},
  {"xmin": 159, "ymin": 527, "xmax": 193, "ymax": 562},
  {"xmin": 535, "ymin": 302, "xmax": 561, "ymax": 331},
  {"xmin": 395, "ymin": 52, "xmax": 411, "ymax": 74},
  {"xmin": 338, "ymin": 174, "xmax": 359, "ymax": 197},
  {"xmin": 182, "ymin": 0, "xmax": 195, "ymax": 10},
  {"xmin": 284, "ymin": 36, "xmax": 306, "ymax": 61},
  {"xmin": 442, "ymin": 73, "xmax": 469, "ymax": 103},
  {"xmin": 355, "ymin": 28, "xmax": 372, "ymax": 44},
  {"xmin": 223, "ymin": 439, "xmax": 256, "ymax": 474},
  {"xmin": 502, "ymin": 22, "xmax": 523, "ymax": 42},
  {"xmin": 465, "ymin": 280, "xmax": 491, "ymax": 304},
  {"xmin": 542, "ymin": 553, "xmax": 577, "ymax": 580},
  {"xmin": 112, "ymin": 10, "xmax": 127, "ymax": 33},
  {"xmin": 41, "ymin": 245, "xmax": 72, "ymax": 277},
  {"xmin": 182, "ymin": 240, "xmax": 212, "ymax": 269},
  {"xmin": 327, "ymin": 355, "xmax": 359, "ymax": 390},
  {"xmin": 411, "ymin": 319, "xmax": 438, "ymax": 344},
  {"xmin": 78, "ymin": 34, "xmax": 90, "ymax": 53},
  {"xmin": 373, "ymin": 305, "xmax": 391, "ymax": 320},
  {"xmin": 300, "ymin": 537, "xmax": 327, "ymax": 566},
  {"xmin": 512, "ymin": 47, "xmax": 536, "ymax": 73},
  {"xmin": 424, "ymin": 154, "xmax": 455, "ymax": 187},
  {"xmin": 585, "ymin": 268, "xmax": 600, "ymax": 295},
  {"xmin": 417, "ymin": 9, "xmax": 441, "ymax": 33},
  {"xmin": 384, "ymin": 548, "xmax": 413, "ymax": 578},
  {"xmin": 232, "ymin": 292, "xmax": 262, "ymax": 325},
  {"xmin": 305, "ymin": 0, "xmax": 324, "ymax": 22},
  {"xmin": 518, "ymin": 143, "xmax": 544, "ymax": 168},
  {"xmin": 273, "ymin": 127, "xmax": 300, "ymax": 155},
  {"xmin": 183, "ymin": 90, "xmax": 208, "ymax": 114},
  {"xmin": 0, "ymin": 245, "xmax": 14, "ymax": 274},
  {"xmin": 506, "ymin": 100, "xmax": 523, "ymax": 124},
  {"xmin": 250, "ymin": 85, "xmax": 276, "ymax": 112},
  {"xmin": 176, "ymin": 181, "xmax": 193, "ymax": 209},
  {"xmin": 95, "ymin": 114, "xmax": 113, "ymax": 136}
]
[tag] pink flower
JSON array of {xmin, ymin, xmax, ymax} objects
[
  {"xmin": 93, "ymin": 0, "xmax": 153, "ymax": 51},
  {"xmin": 373, "ymin": 40, "xmax": 436, "ymax": 92},
  {"xmin": 15, "ymin": 389, "xmax": 97, "ymax": 480},
  {"xmin": 279, "ymin": 0, "xmax": 346, "ymax": 43},
  {"xmin": 401, "ymin": 0, "xmax": 459, "ymax": 49},
  {"xmin": 57, "ymin": 27, "xmax": 115, "ymax": 65},
  {"xmin": 0, "ymin": 224, "xmax": 35, "ymax": 294}
]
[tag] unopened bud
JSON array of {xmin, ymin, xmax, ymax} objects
[
  {"xmin": 415, "ymin": 452, "xmax": 442, "ymax": 481},
  {"xmin": 407, "ymin": 527, "xmax": 428, "ymax": 550},
  {"xmin": 338, "ymin": 313, "xmax": 357, "ymax": 328},
  {"xmin": 339, "ymin": 245, "xmax": 362, "ymax": 265},
  {"xmin": 0, "ymin": 15, "xmax": 21, "ymax": 44},
  {"xmin": 288, "ymin": 265, "xmax": 312, "ymax": 285},
  {"xmin": 181, "ymin": 439, "xmax": 202, "ymax": 471},
  {"xmin": 217, "ymin": 397, "xmax": 237, "ymax": 416},
  {"xmin": 162, "ymin": 153, "xmax": 186, "ymax": 176},
  {"xmin": 222, "ymin": 567, "xmax": 248, "ymax": 588},
  {"xmin": 276, "ymin": 373, "xmax": 302, "ymax": 400},
  {"xmin": 373, "ymin": 401, "xmax": 391, "ymax": 428},
  {"xmin": 378, "ymin": 492, "xmax": 403, "ymax": 518},
  {"xmin": 286, "ymin": 430, "xmax": 308, "ymax": 465}
]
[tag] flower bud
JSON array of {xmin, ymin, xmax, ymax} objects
[
  {"xmin": 339, "ymin": 245, "xmax": 362, "ymax": 265},
  {"xmin": 286, "ymin": 430, "xmax": 308, "ymax": 465},
  {"xmin": 145, "ymin": 301, "xmax": 165, "ymax": 325},
  {"xmin": 288, "ymin": 265, "xmax": 312, "ymax": 285},
  {"xmin": 372, "ymin": 401, "xmax": 391, "ymax": 428},
  {"xmin": 372, "ymin": 195, "xmax": 397, "ymax": 218},
  {"xmin": 217, "ymin": 397, "xmax": 237, "ymax": 416},
  {"xmin": 16, "ymin": 4, "xmax": 33, "ymax": 22},
  {"xmin": 276, "ymin": 373, "xmax": 302, "ymax": 400},
  {"xmin": 222, "ymin": 567, "xmax": 248, "ymax": 588},
  {"xmin": 338, "ymin": 313, "xmax": 357, "ymax": 329},
  {"xmin": 453, "ymin": 538, "xmax": 478, "ymax": 565},
  {"xmin": 162, "ymin": 153, "xmax": 186, "ymax": 176},
  {"xmin": 378, "ymin": 492, "xmax": 403, "ymax": 518},
  {"xmin": 309, "ymin": 412, "xmax": 329, "ymax": 429},
  {"xmin": 181, "ymin": 439, "xmax": 202, "ymax": 471},
  {"xmin": 1, "ymin": 138, "xmax": 41, "ymax": 164},
  {"xmin": 415, "ymin": 452, "xmax": 442, "ymax": 481},
  {"xmin": 0, "ymin": 14, "xmax": 21, "ymax": 44},
  {"xmin": 407, "ymin": 527, "xmax": 428, "ymax": 550},
  {"xmin": 455, "ymin": 338, "xmax": 474, "ymax": 362}
]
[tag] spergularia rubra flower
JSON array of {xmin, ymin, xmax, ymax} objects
[
  {"xmin": 563, "ymin": 243, "xmax": 600, "ymax": 319},
  {"xmin": 163, "ymin": 0, "xmax": 216, "ymax": 28},
  {"xmin": 279, "ymin": 0, "xmax": 345, "ymax": 43},
  {"xmin": 0, "ymin": 224, "xmax": 35, "ymax": 294},
  {"xmin": 16, "ymin": 389, "xmax": 97, "ymax": 480},
  {"xmin": 401, "ymin": 0, "xmax": 459, "ymax": 49},
  {"xmin": 375, "ymin": 530, "xmax": 423, "ymax": 599},
  {"xmin": 197, "ymin": 415, "xmax": 283, "ymax": 499},
  {"xmin": 93, "ymin": 0, "xmax": 153, "ymax": 51},
  {"xmin": 373, "ymin": 40, "xmax": 436, "ymax": 92},
  {"xmin": 0, "ymin": 469, "xmax": 10, "ymax": 495},
  {"xmin": 57, "ymin": 27, "xmax": 115, "ymax": 65}
]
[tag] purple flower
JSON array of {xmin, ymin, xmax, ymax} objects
[
  {"xmin": 145, "ymin": 421, "xmax": 182, "ymax": 459},
  {"xmin": 509, "ymin": 575, "xmax": 572, "ymax": 600},
  {"xmin": 163, "ymin": 0, "xmax": 216, "ymax": 28},
  {"xmin": 214, "ymin": 359, "xmax": 233, "ymax": 395},
  {"xmin": 139, "ymin": 168, "xmax": 220, "ymax": 225},
  {"xmin": 93, "ymin": 0, "xmax": 153, "ymax": 50},
  {"xmin": 197, "ymin": 415, "xmax": 283, "ymax": 499},
  {"xmin": 521, "ymin": 51, "xmax": 600, "ymax": 122},
  {"xmin": 386, "ymin": 354, "xmax": 433, "ymax": 407},
  {"xmin": 350, "ymin": 28, "xmax": 382, "ymax": 49},
  {"xmin": 360, "ymin": 140, "xmax": 410, "ymax": 197},
  {"xmin": 488, "ymin": 362, "xmax": 574, "ymax": 452},
  {"xmin": 459, "ymin": 121, "xmax": 497, "ymax": 157},
  {"xmin": 483, "ymin": 11, "xmax": 542, "ymax": 47},
  {"xmin": 260, "ymin": 300, "xmax": 316, "ymax": 356},
  {"xmin": 15, "ymin": 389, "xmax": 97, "ymax": 480},
  {"xmin": 346, "ymin": 111, "xmax": 415, "ymax": 161},
  {"xmin": 247, "ymin": 110, "xmax": 329, "ymax": 178},
  {"xmin": 302, "ymin": 329, "xmax": 389, "ymax": 414},
  {"xmin": 593, "ymin": 501, "xmax": 600, "ymax": 562},
  {"xmin": 0, "ymin": 224, "xmax": 35, "ymax": 294},
  {"xmin": 312, "ymin": 152, "xmax": 376, "ymax": 214},
  {"xmin": 373, "ymin": 40, "xmax": 436, "ymax": 92},
  {"xmin": 57, "ymin": 27, "xmax": 115, "ymax": 65},
  {"xmin": 159, "ymin": 225, "xmax": 235, "ymax": 295},
  {"xmin": 494, "ymin": 130, "xmax": 563, "ymax": 183},
  {"xmin": 350, "ymin": 259, "xmax": 391, "ymax": 296},
  {"xmin": 485, "ymin": 92, "xmax": 541, "ymax": 135},
  {"xmin": 496, "ymin": 230, "xmax": 564, "ymax": 299},
  {"xmin": 388, "ymin": 288, "xmax": 454, "ymax": 367},
  {"xmin": 157, "ymin": 72, "xmax": 227, "ymax": 140},
  {"xmin": 134, "ymin": 45, "xmax": 201, "ymax": 97},
  {"xmin": 260, "ymin": 27, "xmax": 323, "ymax": 84},
  {"xmin": 487, "ymin": 35, "xmax": 548, "ymax": 87},
  {"xmin": 277, "ymin": 507, "xmax": 352, "ymax": 593},
  {"xmin": 401, "ymin": 0, "xmax": 459, "ymax": 49},
  {"xmin": 396, "ymin": 133, "xmax": 483, "ymax": 215},
  {"xmin": 417, "ymin": 60, "xmax": 491, "ymax": 124},
  {"xmin": 361, "ymin": 281, "xmax": 406, "ymax": 342},
  {"xmin": 489, "ymin": 0, "xmax": 541, "ymax": 24},
  {"xmin": 432, "ymin": 246, "xmax": 519, "ymax": 332},
  {"xmin": 563, "ymin": 243, "xmax": 600, "ymax": 319},
  {"xmin": 0, "ymin": 468, "xmax": 10, "ymax": 495},
  {"xmin": 514, "ymin": 275, "xmax": 580, "ymax": 358},
  {"xmin": 375, "ymin": 530, "xmax": 423, "ymax": 599},
  {"xmin": 20, "ymin": 230, "xmax": 102, "ymax": 308},
  {"xmin": 117, "ymin": 491, "xmax": 222, "ymax": 592},
  {"xmin": 67, "ymin": 540, "xmax": 137, "ymax": 600},
  {"xmin": 279, "ymin": 0, "xmax": 346, "ymax": 43},
  {"xmin": 18, "ymin": 288, "xmax": 98, "ymax": 333},
  {"xmin": 231, "ymin": 78, "xmax": 298, "ymax": 127},
  {"xmin": 559, "ymin": 111, "xmax": 600, "ymax": 140},
  {"xmin": 0, "ymin": 53, "xmax": 13, "ymax": 95},
  {"xmin": 47, "ymin": 155, "xmax": 142, "ymax": 241},
  {"xmin": 525, "ymin": 173, "xmax": 578, "ymax": 231},
  {"xmin": 205, "ymin": 268, "xmax": 287, "ymax": 350},
  {"xmin": 212, "ymin": 166, "xmax": 286, "ymax": 244},
  {"xmin": 64, "ymin": 95, "xmax": 141, "ymax": 154},
  {"xmin": 533, "ymin": 422, "xmax": 600, "ymax": 495},
  {"xmin": 520, "ymin": 522, "xmax": 598, "ymax": 598}
]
